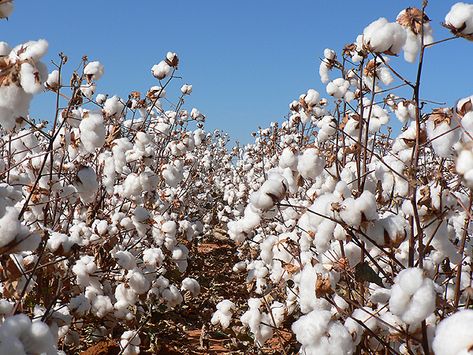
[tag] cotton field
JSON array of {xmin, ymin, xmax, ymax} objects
[{"xmin": 1, "ymin": 1, "xmax": 473, "ymax": 354}]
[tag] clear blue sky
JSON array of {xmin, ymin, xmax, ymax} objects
[{"xmin": 4, "ymin": 1, "xmax": 473, "ymax": 143}]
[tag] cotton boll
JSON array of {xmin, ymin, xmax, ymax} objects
[
  {"xmin": 0, "ymin": 315, "xmax": 56, "ymax": 355},
  {"xmin": 297, "ymin": 148, "xmax": 325, "ymax": 179},
  {"xmin": 83, "ymin": 61, "xmax": 104, "ymax": 81},
  {"xmin": 74, "ymin": 166, "xmax": 99, "ymax": 204},
  {"xmin": 326, "ymin": 78, "xmax": 350, "ymax": 99},
  {"xmin": 172, "ymin": 244, "xmax": 189, "ymax": 272},
  {"xmin": 426, "ymin": 109, "xmax": 460, "ymax": 158},
  {"xmin": 432, "ymin": 309, "xmax": 473, "ymax": 355},
  {"xmin": 127, "ymin": 268, "xmax": 150, "ymax": 294},
  {"xmin": 180, "ymin": 84, "xmax": 192, "ymax": 95},
  {"xmin": 304, "ymin": 89, "xmax": 320, "ymax": 107},
  {"xmin": 395, "ymin": 100, "xmax": 417, "ymax": 123},
  {"xmin": 249, "ymin": 175, "xmax": 287, "ymax": 210},
  {"xmin": 80, "ymin": 83, "xmax": 96, "ymax": 99},
  {"xmin": 143, "ymin": 248, "xmax": 164, "ymax": 268},
  {"xmin": 120, "ymin": 330, "xmax": 140, "ymax": 355},
  {"xmin": 363, "ymin": 18, "xmax": 406, "ymax": 55},
  {"xmin": 114, "ymin": 251, "xmax": 137, "ymax": 270},
  {"xmin": 103, "ymin": 95, "xmax": 125, "ymax": 117},
  {"xmin": 319, "ymin": 49, "xmax": 336, "ymax": 84},
  {"xmin": 279, "ymin": 147, "xmax": 298, "ymax": 170},
  {"xmin": 389, "ymin": 267, "xmax": 435, "ymax": 325},
  {"xmin": 96, "ymin": 93, "xmax": 107, "ymax": 104},
  {"xmin": 317, "ymin": 115, "xmax": 337, "ymax": 143},
  {"xmin": 456, "ymin": 146, "xmax": 473, "ymax": 187},
  {"xmin": 181, "ymin": 278, "xmax": 200, "ymax": 297},
  {"xmin": 45, "ymin": 69, "xmax": 60, "ymax": 91},
  {"xmin": 292, "ymin": 310, "xmax": 353, "ymax": 354},
  {"xmin": 151, "ymin": 60, "xmax": 171, "ymax": 80},
  {"xmin": 79, "ymin": 110, "xmax": 106, "ymax": 153},
  {"xmin": 345, "ymin": 307, "xmax": 377, "ymax": 345},
  {"xmin": 11, "ymin": 39, "xmax": 48, "ymax": 62},
  {"xmin": 444, "ymin": 3, "xmax": 473, "ymax": 38},
  {"xmin": 161, "ymin": 285, "xmax": 183, "ymax": 308},
  {"xmin": 19, "ymin": 62, "xmax": 44, "ymax": 94},
  {"xmin": 0, "ymin": 206, "xmax": 21, "ymax": 248},
  {"xmin": 211, "ymin": 300, "xmax": 235, "ymax": 329}
]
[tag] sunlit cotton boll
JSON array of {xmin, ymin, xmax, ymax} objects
[
  {"xmin": 444, "ymin": 3, "xmax": 473, "ymax": 38},
  {"xmin": 84, "ymin": 61, "xmax": 104, "ymax": 81},
  {"xmin": 74, "ymin": 166, "xmax": 99, "ymax": 204},
  {"xmin": 151, "ymin": 60, "xmax": 171, "ymax": 80},
  {"xmin": 326, "ymin": 78, "xmax": 350, "ymax": 99},
  {"xmin": 0, "ymin": 314, "xmax": 57, "ymax": 355},
  {"xmin": 362, "ymin": 18, "xmax": 406, "ymax": 54},
  {"xmin": 389, "ymin": 267, "xmax": 435, "ymax": 325},
  {"xmin": 211, "ymin": 300, "xmax": 235, "ymax": 329},
  {"xmin": 432, "ymin": 309, "xmax": 473, "ymax": 355},
  {"xmin": 79, "ymin": 110, "xmax": 106, "ymax": 153},
  {"xmin": 297, "ymin": 148, "xmax": 325, "ymax": 179},
  {"xmin": 120, "ymin": 330, "xmax": 140, "ymax": 355}
]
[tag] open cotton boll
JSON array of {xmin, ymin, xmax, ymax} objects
[
  {"xmin": 297, "ymin": 148, "xmax": 325, "ymax": 179},
  {"xmin": 211, "ymin": 300, "xmax": 235, "ymax": 329},
  {"xmin": 456, "ymin": 146, "xmax": 473, "ymax": 187},
  {"xmin": 444, "ymin": 3, "xmax": 473, "ymax": 38},
  {"xmin": 396, "ymin": 8, "xmax": 434, "ymax": 63},
  {"xmin": 389, "ymin": 267, "xmax": 435, "ymax": 325},
  {"xmin": 362, "ymin": 18, "xmax": 406, "ymax": 55},
  {"xmin": 395, "ymin": 100, "xmax": 417, "ymax": 123},
  {"xmin": 143, "ymin": 248, "xmax": 164, "ymax": 268},
  {"xmin": 181, "ymin": 278, "xmax": 200, "ymax": 297},
  {"xmin": 326, "ymin": 78, "xmax": 350, "ymax": 99},
  {"xmin": 292, "ymin": 309, "xmax": 353, "ymax": 354},
  {"xmin": 0, "ymin": 85, "xmax": 31, "ymax": 131},
  {"xmin": 162, "ymin": 285, "xmax": 183, "ymax": 308},
  {"xmin": 151, "ymin": 60, "xmax": 171, "ymax": 80},
  {"xmin": 0, "ymin": 314, "xmax": 57, "ymax": 355},
  {"xmin": 114, "ymin": 251, "xmax": 137, "ymax": 270},
  {"xmin": 319, "ymin": 48, "xmax": 336, "ymax": 84},
  {"xmin": 79, "ymin": 110, "xmax": 106, "ymax": 153},
  {"xmin": 180, "ymin": 84, "xmax": 192, "ymax": 95},
  {"xmin": 279, "ymin": 147, "xmax": 298, "ymax": 170},
  {"xmin": 74, "ymin": 166, "xmax": 99, "ymax": 204},
  {"xmin": 19, "ymin": 62, "xmax": 44, "ymax": 94},
  {"xmin": 317, "ymin": 115, "xmax": 337, "ymax": 143},
  {"xmin": 172, "ymin": 244, "xmax": 189, "ymax": 272},
  {"xmin": 0, "ymin": 206, "xmax": 21, "ymax": 248},
  {"xmin": 249, "ymin": 175, "xmax": 287, "ymax": 210},
  {"xmin": 114, "ymin": 283, "xmax": 137, "ymax": 312},
  {"xmin": 83, "ymin": 61, "xmax": 104, "ymax": 82},
  {"xmin": 103, "ymin": 95, "xmax": 125, "ymax": 117},
  {"xmin": 304, "ymin": 89, "xmax": 320, "ymax": 107},
  {"xmin": 120, "ymin": 330, "xmax": 140, "ymax": 355},
  {"xmin": 80, "ymin": 83, "xmax": 96, "ymax": 99},
  {"xmin": 72, "ymin": 255, "xmax": 97, "ymax": 286},
  {"xmin": 432, "ymin": 309, "xmax": 473, "ymax": 355},
  {"xmin": 426, "ymin": 109, "xmax": 460, "ymax": 158},
  {"xmin": 11, "ymin": 39, "xmax": 48, "ymax": 62},
  {"xmin": 45, "ymin": 69, "xmax": 60, "ymax": 91},
  {"xmin": 127, "ymin": 268, "xmax": 150, "ymax": 294},
  {"xmin": 344, "ymin": 307, "xmax": 377, "ymax": 345}
]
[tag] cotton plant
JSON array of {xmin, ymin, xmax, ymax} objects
[
  {"xmin": 0, "ymin": 40, "xmax": 235, "ymax": 354},
  {"xmin": 214, "ymin": 4, "xmax": 473, "ymax": 354}
]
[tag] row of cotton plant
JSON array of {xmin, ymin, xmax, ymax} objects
[
  {"xmin": 0, "ymin": 22, "xmax": 237, "ymax": 352},
  {"xmin": 217, "ymin": 3, "xmax": 473, "ymax": 354}
]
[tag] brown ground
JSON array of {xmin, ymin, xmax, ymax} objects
[{"xmin": 81, "ymin": 234, "xmax": 297, "ymax": 355}]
